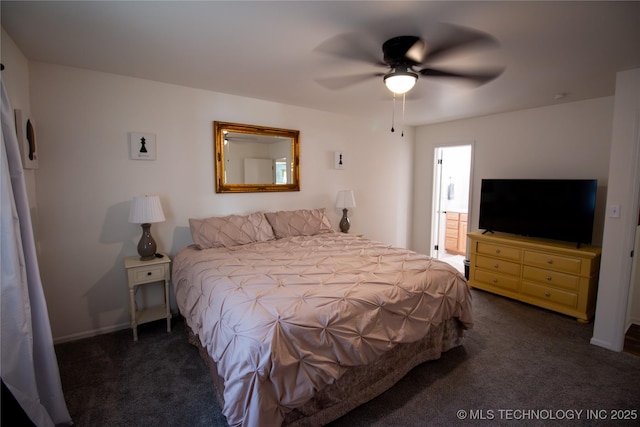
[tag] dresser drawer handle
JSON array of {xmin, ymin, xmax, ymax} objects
[
  {"xmin": 546, "ymin": 276, "xmax": 552, "ymax": 281},
  {"xmin": 495, "ymin": 249, "xmax": 501, "ymax": 254},
  {"xmin": 493, "ymin": 278, "xmax": 498, "ymax": 284},
  {"xmin": 494, "ymin": 264, "xmax": 499, "ymax": 269},
  {"xmin": 547, "ymin": 259, "xmax": 553, "ymax": 264},
  {"xmin": 544, "ymin": 292, "xmax": 551, "ymax": 297},
  {"xmin": 147, "ymin": 272, "xmax": 152, "ymax": 276}
]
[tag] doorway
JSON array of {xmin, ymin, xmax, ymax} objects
[{"xmin": 431, "ymin": 144, "xmax": 473, "ymax": 274}]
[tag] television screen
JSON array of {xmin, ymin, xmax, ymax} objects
[{"xmin": 478, "ymin": 179, "xmax": 597, "ymax": 244}]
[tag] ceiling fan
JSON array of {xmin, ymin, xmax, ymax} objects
[
  {"xmin": 315, "ymin": 26, "xmax": 504, "ymax": 135},
  {"xmin": 315, "ymin": 27, "xmax": 504, "ymax": 96}
]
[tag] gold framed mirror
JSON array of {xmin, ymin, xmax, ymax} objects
[{"xmin": 214, "ymin": 121, "xmax": 300, "ymax": 193}]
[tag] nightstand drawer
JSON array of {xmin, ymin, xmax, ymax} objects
[
  {"xmin": 131, "ymin": 265, "xmax": 166, "ymax": 284},
  {"xmin": 523, "ymin": 250, "xmax": 581, "ymax": 274},
  {"xmin": 522, "ymin": 266, "xmax": 579, "ymax": 291},
  {"xmin": 522, "ymin": 281, "xmax": 578, "ymax": 308},
  {"xmin": 476, "ymin": 255, "xmax": 520, "ymax": 277},
  {"xmin": 476, "ymin": 242, "xmax": 521, "ymax": 261}
]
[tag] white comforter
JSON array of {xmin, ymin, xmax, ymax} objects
[{"xmin": 173, "ymin": 233, "xmax": 472, "ymax": 427}]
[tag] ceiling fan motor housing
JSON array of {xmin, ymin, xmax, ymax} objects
[{"xmin": 382, "ymin": 35, "xmax": 422, "ymax": 66}]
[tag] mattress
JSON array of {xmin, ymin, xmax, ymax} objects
[{"xmin": 173, "ymin": 232, "xmax": 472, "ymax": 427}]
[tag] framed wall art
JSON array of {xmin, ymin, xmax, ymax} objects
[
  {"xmin": 129, "ymin": 132, "xmax": 156, "ymax": 160},
  {"xmin": 14, "ymin": 109, "xmax": 38, "ymax": 169}
]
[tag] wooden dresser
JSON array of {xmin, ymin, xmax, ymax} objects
[
  {"xmin": 445, "ymin": 211, "xmax": 468, "ymax": 255},
  {"xmin": 467, "ymin": 231, "xmax": 601, "ymax": 322}
]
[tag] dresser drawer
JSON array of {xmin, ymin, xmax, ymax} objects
[
  {"xmin": 131, "ymin": 265, "xmax": 166, "ymax": 284},
  {"xmin": 523, "ymin": 251, "xmax": 582, "ymax": 274},
  {"xmin": 522, "ymin": 266, "xmax": 579, "ymax": 291},
  {"xmin": 522, "ymin": 281, "xmax": 578, "ymax": 309},
  {"xmin": 476, "ymin": 242, "xmax": 521, "ymax": 261},
  {"xmin": 476, "ymin": 255, "xmax": 521, "ymax": 277},
  {"xmin": 474, "ymin": 269, "xmax": 520, "ymax": 291}
]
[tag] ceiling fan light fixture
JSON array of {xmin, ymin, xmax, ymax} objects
[{"xmin": 384, "ymin": 68, "xmax": 418, "ymax": 94}]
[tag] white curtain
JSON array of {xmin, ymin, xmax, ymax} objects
[{"xmin": 1, "ymin": 77, "xmax": 72, "ymax": 426}]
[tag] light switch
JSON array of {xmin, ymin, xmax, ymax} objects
[{"xmin": 608, "ymin": 204, "xmax": 621, "ymax": 218}]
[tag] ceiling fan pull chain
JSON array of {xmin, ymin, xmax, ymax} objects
[
  {"xmin": 401, "ymin": 93, "xmax": 406, "ymax": 137},
  {"xmin": 391, "ymin": 93, "xmax": 396, "ymax": 132}
]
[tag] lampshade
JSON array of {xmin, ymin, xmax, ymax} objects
[
  {"xmin": 336, "ymin": 190, "xmax": 356, "ymax": 209},
  {"xmin": 384, "ymin": 68, "xmax": 418, "ymax": 94},
  {"xmin": 128, "ymin": 195, "xmax": 166, "ymax": 224}
]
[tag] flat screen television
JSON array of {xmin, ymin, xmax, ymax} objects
[{"xmin": 478, "ymin": 179, "xmax": 597, "ymax": 245}]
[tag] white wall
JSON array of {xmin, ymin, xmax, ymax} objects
[
  {"xmin": 412, "ymin": 97, "xmax": 614, "ymax": 256},
  {"xmin": 592, "ymin": 68, "xmax": 640, "ymax": 351},
  {"xmin": 21, "ymin": 61, "xmax": 414, "ymax": 342}
]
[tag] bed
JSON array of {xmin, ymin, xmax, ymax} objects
[{"xmin": 173, "ymin": 209, "xmax": 472, "ymax": 427}]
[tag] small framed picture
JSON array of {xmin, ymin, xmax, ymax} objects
[
  {"xmin": 129, "ymin": 132, "xmax": 156, "ymax": 160},
  {"xmin": 334, "ymin": 151, "xmax": 344, "ymax": 169},
  {"xmin": 14, "ymin": 109, "xmax": 38, "ymax": 169}
]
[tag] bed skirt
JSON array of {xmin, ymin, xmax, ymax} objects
[{"xmin": 187, "ymin": 318, "xmax": 465, "ymax": 426}]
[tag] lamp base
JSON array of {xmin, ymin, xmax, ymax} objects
[
  {"xmin": 339, "ymin": 208, "xmax": 351, "ymax": 233},
  {"xmin": 137, "ymin": 223, "xmax": 157, "ymax": 261}
]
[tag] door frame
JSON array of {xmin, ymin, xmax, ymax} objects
[{"xmin": 430, "ymin": 142, "xmax": 475, "ymax": 261}]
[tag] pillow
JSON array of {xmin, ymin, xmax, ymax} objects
[
  {"xmin": 189, "ymin": 212, "xmax": 275, "ymax": 249},
  {"xmin": 264, "ymin": 208, "xmax": 334, "ymax": 239}
]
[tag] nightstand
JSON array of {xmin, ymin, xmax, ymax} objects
[{"xmin": 124, "ymin": 253, "xmax": 172, "ymax": 341}]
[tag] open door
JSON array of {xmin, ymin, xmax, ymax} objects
[
  {"xmin": 431, "ymin": 144, "xmax": 473, "ymax": 273},
  {"xmin": 431, "ymin": 148, "xmax": 445, "ymax": 259}
]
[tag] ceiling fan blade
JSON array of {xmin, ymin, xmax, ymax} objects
[
  {"xmin": 419, "ymin": 67, "xmax": 505, "ymax": 85},
  {"xmin": 405, "ymin": 38, "xmax": 426, "ymax": 64},
  {"xmin": 422, "ymin": 25, "xmax": 499, "ymax": 64},
  {"xmin": 314, "ymin": 32, "xmax": 387, "ymax": 67},
  {"xmin": 315, "ymin": 73, "xmax": 382, "ymax": 90}
]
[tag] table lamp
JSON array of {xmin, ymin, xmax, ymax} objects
[
  {"xmin": 128, "ymin": 195, "xmax": 165, "ymax": 260},
  {"xmin": 335, "ymin": 190, "xmax": 356, "ymax": 233}
]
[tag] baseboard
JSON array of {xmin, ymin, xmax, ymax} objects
[
  {"xmin": 53, "ymin": 322, "xmax": 130, "ymax": 344},
  {"xmin": 626, "ymin": 319, "xmax": 640, "ymax": 331},
  {"xmin": 623, "ymin": 324, "xmax": 640, "ymax": 356},
  {"xmin": 590, "ymin": 336, "xmax": 622, "ymax": 352}
]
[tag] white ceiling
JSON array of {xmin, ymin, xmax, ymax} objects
[{"xmin": 2, "ymin": 1, "xmax": 639, "ymax": 126}]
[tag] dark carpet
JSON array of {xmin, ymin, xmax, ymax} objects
[{"xmin": 55, "ymin": 290, "xmax": 640, "ymax": 426}]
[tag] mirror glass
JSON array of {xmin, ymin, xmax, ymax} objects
[{"xmin": 214, "ymin": 121, "xmax": 300, "ymax": 193}]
